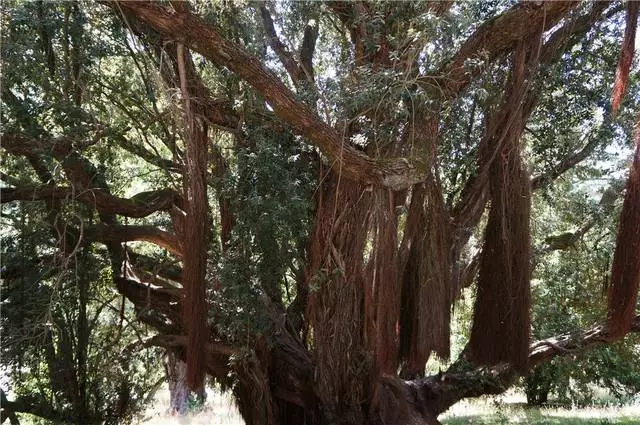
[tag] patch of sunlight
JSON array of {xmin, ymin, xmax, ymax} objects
[
  {"xmin": 542, "ymin": 404, "xmax": 640, "ymax": 419},
  {"xmin": 136, "ymin": 384, "xmax": 244, "ymax": 425}
]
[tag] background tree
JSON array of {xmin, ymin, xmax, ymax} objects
[
  {"xmin": 2, "ymin": 1, "xmax": 640, "ymax": 425},
  {"xmin": 1, "ymin": 2, "xmax": 167, "ymax": 423}
]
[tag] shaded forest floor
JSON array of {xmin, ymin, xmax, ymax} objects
[{"xmin": 136, "ymin": 387, "xmax": 640, "ymax": 424}]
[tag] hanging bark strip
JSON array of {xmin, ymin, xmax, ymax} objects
[
  {"xmin": 611, "ymin": 0, "xmax": 639, "ymax": 116},
  {"xmin": 396, "ymin": 108, "xmax": 450, "ymax": 378},
  {"xmin": 607, "ymin": 119, "xmax": 640, "ymax": 339},
  {"xmin": 468, "ymin": 40, "xmax": 535, "ymax": 374},
  {"xmin": 305, "ymin": 171, "xmax": 371, "ymax": 423},
  {"xmin": 399, "ymin": 178, "xmax": 451, "ymax": 378},
  {"xmin": 176, "ymin": 42, "xmax": 209, "ymax": 390},
  {"xmin": 367, "ymin": 188, "xmax": 400, "ymax": 375}
]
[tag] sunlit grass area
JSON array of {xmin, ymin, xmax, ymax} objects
[
  {"xmin": 136, "ymin": 388, "xmax": 640, "ymax": 425},
  {"xmin": 136, "ymin": 385, "xmax": 242, "ymax": 425},
  {"xmin": 441, "ymin": 393, "xmax": 640, "ymax": 425}
]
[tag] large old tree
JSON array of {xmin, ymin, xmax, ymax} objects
[{"xmin": 2, "ymin": 1, "xmax": 640, "ymax": 424}]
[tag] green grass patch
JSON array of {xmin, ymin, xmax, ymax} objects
[{"xmin": 441, "ymin": 400, "xmax": 640, "ymax": 424}]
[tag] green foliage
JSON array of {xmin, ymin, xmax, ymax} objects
[
  {"xmin": 522, "ymin": 173, "xmax": 640, "ymax": 405},
  {"xmin": 213, "ymin": 123, "xmax": 315, "ymax": 342},
  {"xmin": 1, "ymin": 222, "xmax": 163, "ymax": 424},
  {"xmin": 1, "ymin": 2, "xmax": 169, "ymax": 423}
]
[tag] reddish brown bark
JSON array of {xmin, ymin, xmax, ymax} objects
[
  {"xmin": 109, "ymin": 1, "xmax": 420, "ymax": 189},
  {"xmin": 607, "ymin": 120, "xmax": 640, "ymax": 338},
  {"xmin": 0, "ymin": 185, "xmax": 183, "ymax": 218},
  {"xmin": 177, "ymin": 42, "xmax": 210, "ymax": 390},
  {"xmin": 86, "ymin": 224, "xmax": 182, "ymax": 257},
  {"xmin": 7, "ymin": 2, "xmax": 636, "ymax": 425},
  {"xmin": 426, "ymin": 1, "xmax": 578, "ymax": 99},
  {"xmin": 611, "ymin": 0, "xmax": 639, "ymax": 115},
  {"xmin": 259, "ymin": 4, "xmax": 316, "ymax": 86},
  {"xmin": 368, "ymin": 188, "xmax": 401, "ymax": 375},
  {"xmin": 468, "ymin": 39, "xmax": 536, "ymax": 373},
  {"xmin": 305, "ymin": 171, "xmax": 370, "ymax": 423}
]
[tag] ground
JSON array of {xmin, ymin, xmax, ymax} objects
[
  {"xmin": 441, "ymin": 394, "xmax": 640, "ymax": 425},
  {"xmin": 137, "ymin": 387, "xmax": 640, "ymax": 425},
  {"xmin": 137, "ymin": 385, "xmax": 242, "ymax": 425}
]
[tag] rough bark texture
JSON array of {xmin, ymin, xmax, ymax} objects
[
  {"xmin": 468, "ymin": 39, "xmax": 536, "ymax": 374},
  {"xmin": 607, "ymin": 119, "xmax": 640, "ymax": 338},
  {"xmin": 305, "ymin": 171, "xmax": 370, "ymax": 424},
  {"xmin": 164, "ymin": 353, "xmax": 190, "ymax": 415},
  {"xmin": 399, "ymin": 179, "xmax": 451, "ymax": 379},
  {"xmin": 611, "ymin": 0, "xmax": 639, "ymax": 115},
  {"xmin": 176, "ymin": 42, "xmax": 210, "ymax": 390},
  {"xmin": 110, "ymin": 1, "xmax": 422, "ymax": 189}
]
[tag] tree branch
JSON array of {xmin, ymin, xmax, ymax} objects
[
  {"xmin": 531, "ymin": 113, "xmax": 613, "ymax": 190},
  {"xmin": 1, "ymin": 186, "xmax": 183, "ymax": 218},
  {"xmin": 422, "ymin": 1, "xmax": 578, "ymax": 99},
  {"xmin": 114, "ymin": 276, "xmax": 182, "ymax": 327},
  {"xmin": 86, "ymin": 224, "xmax": 182, "ymax": 257},
  {"xmin": 411, "ymin": 313, "xmax": 640, "ymax": 417},
  {"xmin": 450, "ymin": 2, "xmax": 612, "ymax": 247},
  {"xmin": 127, "ymin": 251, "xmax": 182, "ymax": 282},
  {"xmin": 0, "ymin": 391, "xmax": 73, "ymax": 424},
  {"xmin": 0, "ymin": 389, "xmax": 21, "ymax": 425},
  {"xmin": 111, "ymin": 132, "xmax": 181, "ymax": 173},
  {"xmin": 259, "ymin": 4, "xmax": 306, "ymax": 85},
  {"xmin": 143, "ymin": 334, "xmax": 233, "ymax": 382},
  {"xmin": 299, "ymin": 19, "xmax": 318, "ymax": 81},
  {"xmin": 426, "ymin": 1, "xmax": 452, "ymax": 17},
  {"xmin": 107, "ymin": 1, "xmax": 424, "ymax": 189}
]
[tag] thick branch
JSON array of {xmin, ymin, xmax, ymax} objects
[
  {"xmin": 299, "ymin": 20, "xmax": 318, "ymax": 81},
  {"xmin": 539, "ymin": 2, "xmax": 616, "ymax": 65},
  {"xmin": 539, "ymin": 221, "xmax": 595, "ymax": 253},
  {"xmin": 423, "ymin": 1, "xmax": 578, "ymax": 99},
  {"xmin": 114, "ymin": 276, "xmax": 182, "ymax": 331},
  {"xmin": 144, "ymin": 334, "xmax": 235, "ymax": 378},
  {"xmin": 414, "ymin": 314, "xmax": 640, "ymax": 417},
  {"xmin": 3, "ymin": 133, "xmax": 128, "ymax": 265},
  {"xmin": 2, "ymin": 134, "xmax": 185, "ymax": 221},
  {"xmin": 86, "ymin": 224, "xmax": 182, "ymax": 257},
  {"xmin": 426, "ymin": 1, "xmax": 452, "ymax": 17},
  {"xmin": 1, "ymin": 186, "xmax": 183, "ymax": 218},
  {"xmin": 531, "ymin": 314, "xmax": 640, "ymax": 365},
  {"xmin": 108, "ymin": 1, "xmax": 423, "ymax": 189},
  {"xmin": 127, "ymin": 251, "xmax": 182, "ymax": 282},
  {"xmin": 0, "ymin": 389, "xmax": 20, "ymax": 425},
  {"xmin": 0, "ymin": 392, "xmax": 72, "ymax": 424},
  {"xmin": 451, "ymin": 2, "xmax": 611, "ymax": 242}
]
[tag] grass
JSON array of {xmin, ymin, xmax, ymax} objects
[
  {"xmin": 441, "ymin": 394, "xmax": 640, "ymax": 425},
  {"xmin": 136, "ymin": 386, "xmax": 243, "ymax": 425},
  {"xmin": 136, "ymin": 386, "xmax": 640, "ymax": 424}
]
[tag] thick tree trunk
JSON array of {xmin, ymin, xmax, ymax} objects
[{"xmin": 163, "ymin": 353, "xmax": 190, "ymax": 415}]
